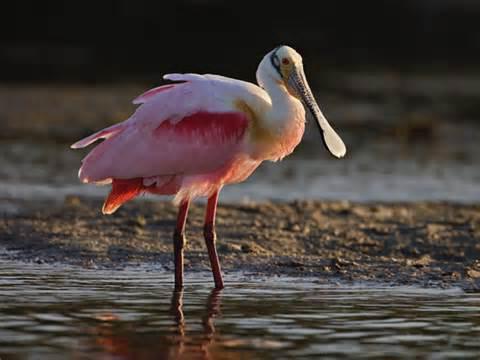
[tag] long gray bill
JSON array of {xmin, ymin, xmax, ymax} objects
[{"xmin": 288, "ymin": 68, "xmax": 346, "ymax": 158}]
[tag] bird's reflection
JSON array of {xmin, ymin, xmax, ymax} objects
[
  {"xmin": 90, "ymin": 288, "xmax": 223, "ymax": 360},
  {"xmin": 202, "ymin": 288, "xmax": 222, "ymax": 340},
  {"xmin": 169, "ymin": 288, "xmax": 222, "ymax": 359}
]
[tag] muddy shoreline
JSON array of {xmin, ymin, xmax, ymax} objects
[{"xmin": 1, "ymin": 197, "xmax": 479, "ymax": 290}]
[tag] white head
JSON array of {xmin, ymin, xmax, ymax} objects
[
  {"xmin": 257, "ymin": 45, "xmax": 303, "ymax": 90},
  {"xmin": 257, "ymin": 45, "xmax": 346, "ymax": 158}
]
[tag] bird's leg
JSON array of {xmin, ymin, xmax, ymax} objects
[
  {"xmin": 173, "ymin": 199, "xmax": 190, "ymax": 289},
  {"xmin": 204, "ymin": 191, "xmax": 224, "ymax": 289}
]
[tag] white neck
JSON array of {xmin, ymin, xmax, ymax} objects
[{"xmin": 257, "ymin": 74, "xmax": 302, "ymax": 132}]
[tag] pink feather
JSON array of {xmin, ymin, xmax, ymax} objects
[{"xmin": 72, "ymin": 78, "xmax": 258, "ymax": 211}]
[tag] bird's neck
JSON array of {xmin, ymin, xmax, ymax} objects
[
  {"xmin": 260, "ymin": 75, "xmax": 303, "ymax": 133},
  {"xmin": 246, "ymin": 75, "xmax": 305, "ymax": 161}
]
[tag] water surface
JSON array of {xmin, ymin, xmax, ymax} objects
[{"xmin": 0, "ymin": 261, "xmax": 479, "ymax": 359}]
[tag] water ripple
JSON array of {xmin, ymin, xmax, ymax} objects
[{"xmin": 0, "ymin": 261, "xmax": 479, "ymax": 359}]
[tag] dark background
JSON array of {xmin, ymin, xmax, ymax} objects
[
  {"xmin": 2, "ymin": 0, "xmax": 480, "ymax": 83},
  {"xmin": 0, "ymin": 0, "xmax": 479, "ymax": 204}
]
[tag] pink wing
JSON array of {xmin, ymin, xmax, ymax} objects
[
  {"xmin": 70, "ymin": 83, "xmax": 183, "ymax": 149},
  {"xmin": 71, "ymin": 123, "xmax": 125, "ymax": 149},
  {"xmin": 72, "ymin": 80, "xmax": 249, "ymax": 184},
  {"xmin": 132, "ymin": 84, "xmax": 178, "ymax": 105}
]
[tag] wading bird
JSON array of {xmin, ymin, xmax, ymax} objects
[{"xmin": 71, "ymin": 45, "xmax": 346, "ymax": 289}]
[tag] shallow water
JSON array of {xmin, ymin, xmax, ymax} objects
[{"xmin": 1, "ymin": 261, "xmax": 479, "ymax": 359}]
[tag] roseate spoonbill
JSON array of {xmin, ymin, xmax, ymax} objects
[{"xmin": 71, "ymin": 45, "xmax": 346, "ymax": 289}]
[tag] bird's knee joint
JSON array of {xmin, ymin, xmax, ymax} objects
[
  {"xmin": 203, "ymin": 223, "xmax": 216, "ymax": 243},
  {"xmin": 173, "ymin": 231, "xmax": 186, "ymax": 249}
]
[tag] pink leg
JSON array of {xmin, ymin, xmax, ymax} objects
[
  {"xmin": 173, "ymin": 199, "xmax": 190, "ymax": 289},
  {"xmin": 204, "ymin": 191, "xmax": 224, "ymax": 289}
]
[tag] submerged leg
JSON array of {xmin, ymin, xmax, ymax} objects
[
  {"xmin": 173, "ymin": 199, "xmax": 190, "ymax": 289},
  {"xmin": 203, "ymin": 191, "xmax": 224, "ymax": 289}
]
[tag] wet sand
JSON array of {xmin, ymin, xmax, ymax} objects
[{"xmin": 1, "ymin": 197, "xmax": 479, "ymax": 290}]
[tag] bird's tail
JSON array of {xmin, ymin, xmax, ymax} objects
[{"xmin": 102, "ymin": 178, "xmax": 144, "ymax": 214}]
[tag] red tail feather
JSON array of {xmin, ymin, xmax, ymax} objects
[{"xmin": 102, "ymin": 178, "xmax": 144, "ymax": 214}]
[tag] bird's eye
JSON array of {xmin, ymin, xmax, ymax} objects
[{"xmin": 282, "ymin": 58, "xmax": 290, "ymax": 65}]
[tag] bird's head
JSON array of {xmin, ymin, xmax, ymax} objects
[{"xmin": 258, "ymin": 45, "xmax": 346, "ymax": 158}]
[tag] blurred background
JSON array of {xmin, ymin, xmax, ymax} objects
[{"xmin": 1, "ymin": 0, "xmax": 479, "ymax": 205}]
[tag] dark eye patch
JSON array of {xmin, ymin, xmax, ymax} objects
[{"xmin": 270, "ymin": 52, "xmax": 282, "ymax": 76}]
